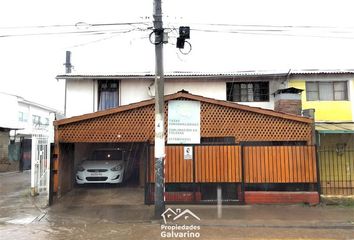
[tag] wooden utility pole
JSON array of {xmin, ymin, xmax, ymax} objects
[{"xmin": 153, "ymin": 0, "xmax": 165, "ymax": 218}]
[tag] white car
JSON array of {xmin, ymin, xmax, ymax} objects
[{"xmin": 76, "ymin": 149, "xmax": 125, "ymax": 184}]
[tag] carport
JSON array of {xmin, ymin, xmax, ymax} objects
[{"xmin": 52, "ymin": 91, "xmax": 318, "ymax": 205}]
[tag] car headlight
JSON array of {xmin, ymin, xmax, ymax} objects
[
  {"xmin": 111, "ymin": 164, "xmax": 123, "ymax": 171},
  {"xmin": 77, "ymin": 166, "xmax": 85, "ymax": 172}
]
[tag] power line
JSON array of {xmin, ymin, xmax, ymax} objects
[
  {"xmin": 0, "ymin": 26, "xmax": 150, "ymax": 38},
  {"xmin": 168, "ymin": 21, "xmax": 354, "ymax": 31},
  {"xmin": 191, "ymin": 28, "xmax": 354, "ymax": 40},
  {"xmin": 0, "ymin": 21, "xmax": 150, "ymax": 30},
  {"xmin": 2, "ymin": 20, "xmax": 354, "ymax": 40}
]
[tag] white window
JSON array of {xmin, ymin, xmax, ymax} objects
[
  {"xmin": 306, "ymin": 81, "xmax": 348, "ymax": 101},
  {"xmin": 98, "ymin": 80, "xmax": 119, "ymax": 111},
  {"xmin": 18, "ymin": 111, "xmax": 28, "ymax": 122}
]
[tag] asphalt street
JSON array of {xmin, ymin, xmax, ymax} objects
[{"xmin": 1, "ymin": 171, "xmax": 353, "ymax": 240}]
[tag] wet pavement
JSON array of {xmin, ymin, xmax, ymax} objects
[{"xmin": 1, "ymin": 171, "xmax": 354, "ymax": 239}]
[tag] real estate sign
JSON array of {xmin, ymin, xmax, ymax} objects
[{"xmin": 167, "ymin": 100, "xmax": 200, "ymax": 144}]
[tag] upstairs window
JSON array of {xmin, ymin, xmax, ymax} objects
[
  {"xmin": 227, "ymin": 82, "xmax": 269, "ymax": 102},
  {"xmin": 32, "ymin": 115, "xmax": 41, "ymax": 126},
  {"xmin": 98, "ymin": 80, "xmax": 119, "ymax": 111},
  {"xmin": 306, "ymin": 81, "xmax": 348, "ymax": 101},
  {"xmin": 18, "ymin": 111, "xmax": 28, "ymax": 122}
]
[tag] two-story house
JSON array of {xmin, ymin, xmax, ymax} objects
[
  {"xmin": 56, "ymin": 70, "xmax": 354, "ymax": 198},
  {"xmin": 0, "ymin": 92, "xmax": 58, "ymax": 171},
  {"xmin": 56, "ymin": 71, "xmax": 290, "ymax": 117},
  {"xmin": 287, "ymin": 70, "xmax": 354, "ymax": 196}
]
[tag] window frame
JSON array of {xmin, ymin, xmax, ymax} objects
[
  {"xmin": 226, "ymin": 81, "xmax": 270, "ymax": 102},
  {"xmin": 306, "ymin": 81, "xmax": 348, "ymax": 101},
  {"xmin": 97, "ymin": 79, "xmax": 120, "ymax": 111}
]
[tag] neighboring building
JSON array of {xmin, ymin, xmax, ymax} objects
[
  {"xmin": 0, "ymin": 92, "xmax": 59, "ymax": 171},
  {"xmin": 288, "ymin": 71, "xmax": 354, "ymax": 195}
]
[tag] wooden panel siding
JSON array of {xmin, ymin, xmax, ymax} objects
[
  {"xmin": 148, "ymin": 146, "xmax": 193, "ymax": 183},
  {"xmin": 148, "ymin": 145, "xmax": 317, "ymax": 184},
  {"xmin": 244, "ymin": 146, "xmax": 317, "ymax": 183},
  {"xmin": 194, "ymin": 145, "xmax": 242, "ymax": 183}
]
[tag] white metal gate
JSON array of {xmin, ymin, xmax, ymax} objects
[{"xmin": 31, "ymin": 133, "xmax": 50, "ymax": 205}]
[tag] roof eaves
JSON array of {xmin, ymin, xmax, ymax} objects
[{"xmin": 55, "ymin": 92, "xmax": 313, "ymax": 126}]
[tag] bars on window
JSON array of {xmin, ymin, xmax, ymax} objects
[{"xmin": 227, "ymin": 82, "xmax": 269, "ymax": 102}]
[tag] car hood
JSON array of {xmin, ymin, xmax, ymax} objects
[{"xmin": 80, "ymin": 160, "xmax": 124, "ymax": 169}]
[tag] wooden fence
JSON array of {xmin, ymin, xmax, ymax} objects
[
  {"xmin": 243, "ymin": 146, "xmax": 317, "ymax": 183},
  {"xmin": 148, "ymin": 145, "xmax": 317, "ymax": 184}
]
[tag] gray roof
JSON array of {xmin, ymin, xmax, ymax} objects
[{"xmin": 56, "ymin": 69, "xmax": 354, "ymax": 80}]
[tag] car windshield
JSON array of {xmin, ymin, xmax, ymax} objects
[{"xmin": 91, "ymin": 150, "xmax": 123, "ymax": 161}]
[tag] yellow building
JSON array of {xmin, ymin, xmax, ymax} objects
[
  {"xmin": 288, "ymin": 72, "xmax": 354, "ymax": 196},
  {"xmin": 288, "ymin": 73, "xmax": 353, "ymax": 122}
]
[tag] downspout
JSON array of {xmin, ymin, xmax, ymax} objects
[{"xmin": 64, "ymin": 80, "xmax": 67, "ymax": 117}]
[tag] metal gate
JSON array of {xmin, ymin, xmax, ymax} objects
[{"xmin": 31, "ymin": 133, "xmax": 50, "ymax": 206}]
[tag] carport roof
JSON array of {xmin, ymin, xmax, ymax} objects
[{"xmin": 54, "ymin": 91, "xmax": 312, "ymax": 126}]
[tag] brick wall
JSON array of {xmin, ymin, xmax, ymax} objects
[
  {"xmin": 244, "ymin": 191, "xmax": 320, "ymax": 205},
  {"xmin": 274, "ymin": 99, "xmax": 302, "ymax": 115}
]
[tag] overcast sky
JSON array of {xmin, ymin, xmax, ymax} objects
[{"xmin": 1, "ymin": 0, "xmax": 354, "ymax": 112}]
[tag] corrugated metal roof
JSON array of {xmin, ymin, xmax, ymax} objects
[
  {"xmin": 56, "ymin": 69, "xmax": 354, "ymax": 80},
  {"xmin": 316, "ymin": 122, "xmax": 354, "ymax": 133},
  {"xmin": 290, "ymin": 69, "xmax": 354, "ymax": 75}
]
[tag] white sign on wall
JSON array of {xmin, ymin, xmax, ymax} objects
[
  {"xmin": 167, "ymin": 100, "xmax": 200, "ymax": 144},
  {"xmin": 184, "ymin": 146, "xmax": 193, "ymax": 160}
]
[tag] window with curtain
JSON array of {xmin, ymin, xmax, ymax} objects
[
  {"xmin": 306, "ymin": 81, "xmax": 348, "ymax": 101},
  {"xmin": 98, "ymin": 80, "xmax": 119, "ymax": 111}
]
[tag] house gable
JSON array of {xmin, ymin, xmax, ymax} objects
[{"xmin": 54, "ymin": 92, "xmax": 313, "ymax": 144}]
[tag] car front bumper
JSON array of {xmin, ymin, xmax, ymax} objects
[{"xmin": 76, "ymin": 170, "xmax": 124, "ymax": 184}]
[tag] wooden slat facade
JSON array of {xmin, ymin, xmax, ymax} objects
[
  {"xmin": 148, "ymin": 145, "xmax": 317, "ymax": 184},
  {"xmin": 148, "ymin": 146, "xmax": 193, "ymax": 183},
  {"xmin": 243, "ymin": 146, "xmax": 317, "ymax": 183},
  {"xmin": 194, "ymin": 145, "xmax": 242, "ymax": 183}
]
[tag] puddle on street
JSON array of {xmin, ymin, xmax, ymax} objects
[{"xmin": 5, "ymin": 216, "xmax": 37, "ymax": 224}]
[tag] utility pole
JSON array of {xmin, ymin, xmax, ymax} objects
[{"xmin": 153, "ymin": 0, "xmax": 165, "ymax": 218}]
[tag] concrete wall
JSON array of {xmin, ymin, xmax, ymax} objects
[
  {"xmin": 0, "ymin": 93, "xmax": 19, "ymax": 129},
  {"xmin": 65, "ymin": 78, "xmax": 283, "ymax": 118},
  {"xmin": 0, "ymin": 131, "xmax": 18, "ymax": 172},
  {"xmin": 120, "ymin": 79, "xmax": 226, "ymax": 105},
  {"xmin": 0, "ymin": 131, "xmax": 9, "ymax": 162},
  {"xmin": 66, "ymin": 79, "xmax": 96, "ymax": 117}
]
